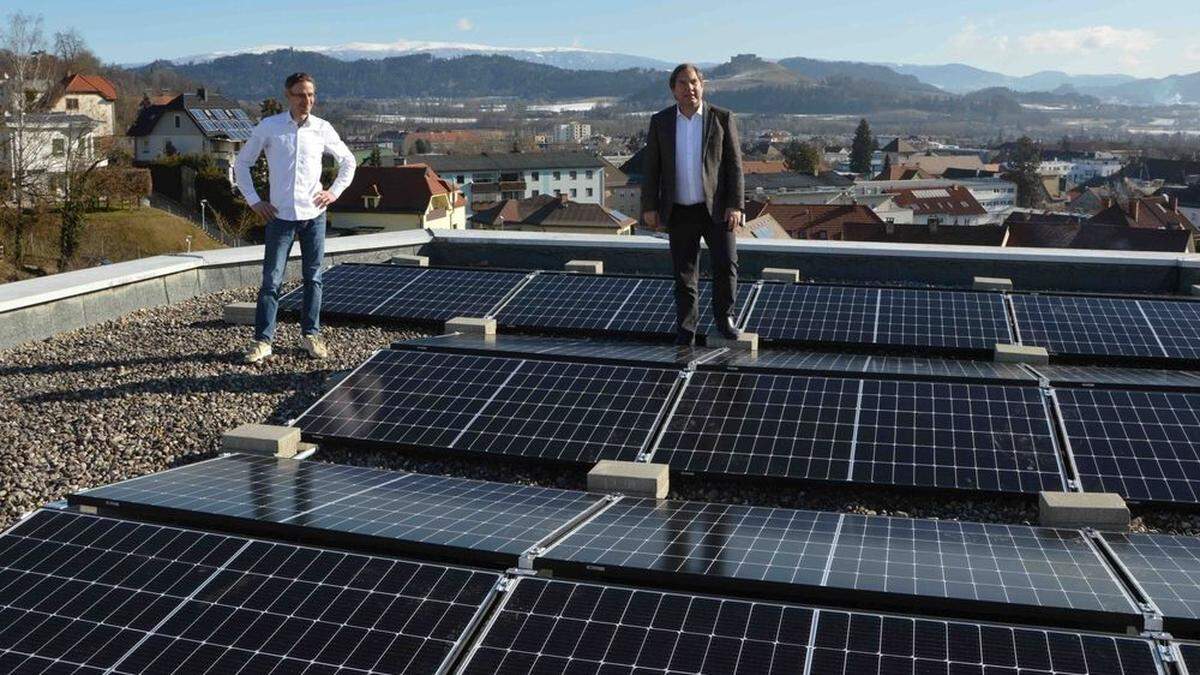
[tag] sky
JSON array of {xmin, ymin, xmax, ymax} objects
[{"xmin": 13, "ymin": 0, "xmax": 1200, "ymax": 78}]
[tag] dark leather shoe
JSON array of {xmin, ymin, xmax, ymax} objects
[
  {"xmin": 716, "ymin": 316, "xmax": 742, "ymax": 340},
  {"xmin": 674, "ymin": 331, "xmax": 696, "ymax": 346}
]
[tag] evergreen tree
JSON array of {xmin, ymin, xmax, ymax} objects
[
  {"xmin": 849, "ymin": 118, "xmax": 876, "ymax": 175},
  {"xmin": 782, "ymin": 140, "xmax": 821, "ymax": 175},
  {"xmin": 260, "ymin": 98, "xmax": 283, "ymax": 117},
  {"xmin": 365, "ymin": 147, "xmax": 382, "ymax": 167},
  {"xmin": 1009, "ymin": 136, "xmax": 1044, "ymax": 209}
]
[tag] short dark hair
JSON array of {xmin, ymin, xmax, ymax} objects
[
  {"xmin": 669, "ymin": 63, "xmax": 703, "ymax": 89},
  {"xmin": 285, "ymin": 72, "xmax": 315, "ymax": 90}
]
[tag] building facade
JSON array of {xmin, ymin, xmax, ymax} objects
[{"xmin": 411, "ymin": 151, "xmax": 607, "ymax": 211}]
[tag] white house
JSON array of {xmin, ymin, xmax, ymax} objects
[
  {"xmin": 411, "ymin": 151, "xmax": 607, "ymax": 211},
  {"xmin": 1, "ymin": 113, "xmax": 101, "ymax": 189},
  {"xmin": 127, "ymin": 88, "xmax": 253, "ymax": 181},
  {"xmin": 552, "ymin": 122, "xmax": 592, "ymax": 144},
  {"xmin": 44, "ymin": 74, "xmax": 118, "ymax": 138}
]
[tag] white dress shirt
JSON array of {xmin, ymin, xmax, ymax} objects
[
  {"xmin": 674, "ymin": 102, "xmax": 705, "ymax": 205},
  {"xmin": 233, "ymin": 111, "xmax": 356, "ymax": 221}
]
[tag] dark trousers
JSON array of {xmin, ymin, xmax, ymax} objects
[{"xmin": 668, "ymin": 203, "xmax": 738, "ymax": 336}]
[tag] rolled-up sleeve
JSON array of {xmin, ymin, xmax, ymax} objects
[
  {"xmin": 233, "ymin": 122, "xmax": 267, "ymax": 206},
  {"xmin": 323, "ymin": 124, "xmax": 357, "ymax": 199}
]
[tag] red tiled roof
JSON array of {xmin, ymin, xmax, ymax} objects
[
  {"xmin": 471, "ymin": 194, "xmax": 635, "ymax": 230},
  {"xmin": 743, "ymin": 160, "xmax": 788, "ymax": 174},
  {"xmin": 331, "ymin": 165, "xmax": 456, "ymax": 214},
  {"xmin": 1089, "ymin": 196, "xmax": 1194, "ymax": 230},
  {"xmin": 889, "ymin": 186, "xmax": 987, "ymax": 216},
  {"xmin": 62, "ymin": 74, "xmax": 117, "ymax": 101},
  {"xmin": 746, "ymin": 200, "xmax": 883, "ymax": 239}
]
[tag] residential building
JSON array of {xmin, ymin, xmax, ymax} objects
[
  {"xmin": 409, "ymin": 151, "xmax": 606, "ymax": 210},
  {"xmin": 470, "ymin": 194, "xmax": 635, "ymax": 235},
  {"xmin": 773, "ymin": 190, "xmax": 915, "ymax": 225},
  {"xmin": 873, "ymin": 164, "xmax": 930, "ymax": 181},
  {"xmin": 328, "ymin": 164, "xmax": 466, "ymax": 234},
  {"xmin": 127, "ymin": 88, "xmax": 253, "ymax": 181},
  {"xmin": 744, "ymin": 171, "xmax": 853, "ymax": 198},
  {"xmin": 738, "ymin": 214, "xmax": 790, "ymax": 239},
  {"xmin": 1038, "ymin": 160, "xmax": 1074, "ymax": 178},
  {"xmin": 552, "ymin": 122, "xmax": 592, "ymax": 144},
  {"xmin": 1067, "ymin": 156, "xmax": 1123, "ymax": 185},
  {"xmin": 743, "ymin": 160, "xmax": 788, "ymax": 174},
  {"xmin": 880, "ymin": 138, "xmax": 918, "ymax": 166},
  {"xmin": 602, "ymin": 160, "xmax": 639, "ymax": 218},
  {"xmin": 854, "ymin": 177, "xmax": 1015, "ymax": 223},
  {"xmin": 744, "ymin": 199, "xmax": 883, "ymax": 240},
  {"xmin": 1120, "ymin": 157, "xmax": 1200, "ymax": 185},
  {"xmin": 1158, "ymin": 185, "xmax": 1200, "ymax": 229},
  {"xmin": 844, "ymin": 222, "xmax": 1008, "ymax": 246},
  {"xmin": 43, "ymin": 74, "xmax": 118, "ymax": 138},
  {"xmin": 1090, "ymin": 195, "xmax": 1194, "ymax": 231},
  {"xmin": 1, "ymin": 113, "xmax": 101, "ymax": 185},
  {"xmin": 889, "ymin": 186, "xmax": 988, "ymax": 226}
]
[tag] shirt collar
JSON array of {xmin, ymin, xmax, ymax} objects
[
  {"xmin": 676, "ymin": 102, "xmax": 703, "ymax": 122},
  {"xmin": 288, "ymin": 113, "xmax": 313, "ymax": 128}
]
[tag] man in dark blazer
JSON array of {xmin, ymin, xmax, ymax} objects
[{"xmin": 641, "ymin": 63, "xmax": 745, "ymax": 345}]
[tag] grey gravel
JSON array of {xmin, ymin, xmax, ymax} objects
[{"xmin": 0, "ymin": 289, "xmax": 1190, "ymax": 535}]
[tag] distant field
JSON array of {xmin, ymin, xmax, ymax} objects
[{"xmin": 2, "ymin": 206, "xmax": 224, "ymax": 282}]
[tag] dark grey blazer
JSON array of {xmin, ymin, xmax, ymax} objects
[{"xmin": 640, "ymin": 103, "xmax": 744, "ymax": 226}]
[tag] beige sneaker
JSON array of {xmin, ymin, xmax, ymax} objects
[
  {"xmin": 244, "ymin": 340, "xmax": 272, "ymax": 364},
  {"xmin": 301, "ymin": 334, "xmax": 329, "ymax": 360}
]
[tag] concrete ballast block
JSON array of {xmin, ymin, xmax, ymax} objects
[
  {"xmin": 588, "ymin": 461, "xmax": 669, "ymax": 498},
  {"xmin": 389, "ymin": 254, "xmax": 429, "ymax": 267},
  {"xmin": 223, "ymin": 302, "xmax": 257, "ymax": 325},
  {"xmin": 1039, "ymin": 492, "xmax": 1130, "ymax": 530},
  {"xmin": 708, "ymin": 332, "xmax": 758, "ymax": 351},
  {"xmin": 565, "ymin": 260, "xmax": 604, "ymax": 275},
  {"xmin": 761, "ymin": 268, "xmax": 800, "ymax": 283},
  {"xmin": 222, "ymin": 424, "xmax": 301, "ymax": 458},
  {"xmin": 973, "ymin": 276, "xmax": 1013, "ymax": 291},
  {"xmin": 994, "ymin": 343, "xmax": 1048, "ymax": 365},
  {"xmin": 444, "ymin": 316, "xmax": 496, "ymax": 336}
]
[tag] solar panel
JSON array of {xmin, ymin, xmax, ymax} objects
[
  {"xmin": 0, "ymin": 509, "xmax": 500, "ymax": 674},
  {"xmin": 496, "ymin": 273, "xmax": 642, "ymax": 331},
  {"xmin": 604, "ymin": 276, "xmax": 753, "ymax": 336},
  {"xmin": 875, "ymin": 287, "xmax": 1011, "ymax": 350},
  {"xmin": 1140, "ymin": 299, "xmax": 1200, "ymax": 360},
  {"xmin": 851, "ymin": 379, "xmax": 1065, "ymax": 493},
  {"xmin": 1012, "ymin": 295, "xmax": 1165, "ymax": 358},
  {"xmin": 1179, "ymin": 643, "xmax": 1200, "ymax": 672},
  {"xmin": 1100, "ymin": 532, "xmax": 1200, "ymax": 633},
  {"xmin": 743, "ymin": 283, "xmax": 878, "ymax": 344},
  {"xmin": 1056, "ymin": 388, "xmax": 1200, "ymax": 504},
  {"xmin": 653, "ymin": 371, "xmax": 861, "ymax": 480},
  {"xmin": 1031, "ymin": 364, "xmax": 1200, "ymax": 390},
  {"xmin": 538, "ymin": 498, "xmax": 1138, "ymax": 626},
  {"xmin": 712, "ymin": 349, "xmax": 874, "ymax": 374},
  {"xmin": 864, "ymin": 354, "xmax": 1038, "ymax": 382},
  {"xmin": 460, "ymin": 577, "xmax": 1161, "ymax": 675},
  {"xmin": 711, "ymin": 349, "xmax": 1036, "ymax": 383},
  {"xmin": 279, "ymin": 263, "xmax": 427, "ymax": 317},
  {"xmin": 70, "ymin": 454, "xmax": 608, "ymax": 564},
  {"xmin": 654, "ymin": 372, "xmax": 1064, "ymax": 493},
  {"xmin": 394, "ymin": 334, "xmax": 723, "ymax": 366},
  {"xmin": 297, "ymin": 349, "xmax": 678, "ymax": 463},
  {"xmin": 373, "ymin": 267, "xmax": 528, "ymax": 321}
]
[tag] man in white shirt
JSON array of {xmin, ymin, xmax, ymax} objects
[
  {"xmin": 640, "ymin": 64, "xmax": 744, "ymax": 345},
  {"xmin": 233, "ymin": 72, "xmax": 356, "ymax": 363}
]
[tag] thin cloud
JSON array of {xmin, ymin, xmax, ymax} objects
[
  {"xmin": 455, "ymin": 17, "xmax": 473, "ymax": 31},
  {"xmin": 1018, "ymin": 25, "xmax": 1156, "ymax": 56}
]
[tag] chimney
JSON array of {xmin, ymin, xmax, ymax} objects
[
  {"xmin": 885, "ymin": 222, "xmax": 895, "ymax": 235},
  {"xmin": 1130, "ymin": 199, "xmax": 1140, "ymax": 223},
  {"xmin": 929, "ymin": 221, "xmax": 939, "ymax": 234},
  {"xmin": 196, "ymin": 87, "xmax": 208, "ymax": 101},
  {"xmin": 558, "ymin": 193, "xmax": 569, "ymax": 206},
  {"xmin": 1172, "ymin": 195, "xmax": 1180, "ymax": 213}
]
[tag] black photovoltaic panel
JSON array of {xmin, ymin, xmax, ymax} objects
[
  {"xmin": 461, "ymin": 577, "xmax": 1161, "ymax": 675},
  {"xmin": 1057, "ymin": 388, "xmax": 1200, "ymax": 504},
  {"xmin": 70, "ymin": 454, "xmax": 607, "ymax": 563},
  {"xmin": 1032, "ymin": 364, "xmax": 1200, "ymax": 390},
  {"xmin": 297, "ymin": 349, "xmax": 678, "ymax": 463},
  {"xmin": 373, "ymin": 267, "xmax": 528, "ymax": 321},
  {"xmin": 864, "ymin": 354, "xmax": 1037, "ymax": 382},
  {"xmin": 654, "ymin": 371, "xmax": 861, "ymax": 480},
  {"xmin": 714, "ymin": 349, "xmax": 874, "ymax": 374},
  {"xmin": 1012, "ymin": 295, "xmax": 1165, "ymax": 358},
  {"xmin": 1179, "ymin": 643, "xmax": 1200, "ymax": 672},
  {"xmin": 539, "ymin": 498, "xmax": 1138, "ymax": 627},
  {"xmin": 1140, "ymin": 299, "xmax": 1200, "ymax": 360},
  {"xmin": 496, "ymin": 273, "xmax": 642, "ymax": 331},
  {"xmin": 395, "ymin": 334, "xmax": 722, "ymax": 366},
  {"xmin": 655, "ymin": 371, "xmax": 1064, "ymax": 494},
  {"xmin": 711, "ymin": 349, "xmax": 1037, "ymax": 383},
  {"xmin": 1101, "ymin": 532, "xmax": 1200, "ymax": 633},
  {"xmin": 605, "ymin": 277, "xmax": 753, "ymax": 335},
  {"xmin": 0, "ymin": 509, "xmax": 500, "ymax": 674},
  {"xmin": 852, "ymin": 379, "xmax": 1065, "ymax": 493},
  {"xmin": 875, "ymin": 287, "xmax": 1011, "ymax": 350},
  {"xmin": 744, "ymin": 283, "xmax": 878, "ymax": 344},
  {"xmin": 279, "ymin": 263, "xmax": 426, "ymax": 316}
]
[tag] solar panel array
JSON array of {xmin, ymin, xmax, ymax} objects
[
  {"xmin": 743, "ymin": 283, "xmax": 1011, "ymax": 352},
  {"xmin": 0, "ymin": 509, "xmax": 500, "ymax": 674},
  {"xmin": 69, "ymin": 454, "xmax": 607, "ymax": 563},
  {"xmin": 654, "ymin": 370, "xmax": 1065, "ymax": 494},
  {"xmin": 539, "ymin": 498, "xmax": 1139, "ymax": 624},
  {"xmin": 495, "ymin": 272, "xmax": 752, "ymax": 336},
  {"xmin": 1012, "ymin": 294, "xmax": 1200, "ymax": 361},
  {"xmin": 460, "ymin": 577, "xmax": 1163, "ymax": 675},
  {"xmin": 279, "ymin": 264, "xmax": 527, "ymax": 322},
  {"xmin": 187, "ymin": 107, "xmax": 254, "ymax": 140},
  {"xmin": 1100, "ymin": 531, "xmax": 1200, "ymax": 631},
  {"xmin": 713, "ymin": 349, "xmax": 1037, "ymax": 383},
  {"xmin": 1057, "ymin": 388, "xmax": 1200, "ymax": 504},
  {"xmin": 397, "ymin": 334, "xmax": 723, "ymax": 366}
]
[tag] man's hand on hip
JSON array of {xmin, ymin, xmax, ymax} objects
[
  {"xmin": 313, "ymin": 190, "xmax": 336, "ymax": 208},
  {"xmin": 725, "ymin": 208, "xmax": 744, "ymax": 231},
  {"xmin": 641, "ymin": 210, "xmax": 659, "ymax": 229},
  {"xmin": 250, "ymin": 201, "xmax": 278, "ymax": 222}
]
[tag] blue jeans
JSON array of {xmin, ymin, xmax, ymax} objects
[{"xmin": 255, "ymin": 213, "xmax": 325, "ymax": 343}]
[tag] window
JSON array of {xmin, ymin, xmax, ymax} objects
[
  {"xmin": 52, "ymin": 138, "xmax": 65, "ymax": 156},
  {"xmin": 65, "ymin": 98, "xmax": 79, "ymax": 110},
  {"xmin": 570, "ymin": 171, "xmax": 577, "ymax": 180},
  {"xmin": 174, "ymin": 114, "xmax": 181, "ymax": 128},
  {"xmin": 532, "ymin": 190, "xmax": 540, "ymax": 196},
  {"xmin": 553, "ymin": 171, "xmax": 561, "ymax": 180},
  {"xmin": 554, "ymin": 189, "xmax": 561, "ymax": 196},
  {"xmin": 586, "ymin": 188, "xmax": 593, "ymax": 197},
  {"xmin": 456, "ymin": 175, "xmax": 464, "ymax": 183},
  {"xmin": 586, "ymin": 170, "xmax": 593, "ymax": 179},
  {"xmin": 570, "ymin": 188, "xmax": 577, "ymax": 197},
  {"xmin": 531, "ymin": 171, "xmax": 539, "ymax": 180},
  {"xmin": 815, "ymin": 231, "xmax": 828, "ymax": 240}
]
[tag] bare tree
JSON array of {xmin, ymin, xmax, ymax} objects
[
  {"xmin": 53, "ymin": 28, "xmax": 98, "ymax": 77},
  {"xmin": 57, "ymin": 116, "xmax": 108, "ymax": 269},
  {"xmin": 1, "ymin": 12, "xmax": 54, "ymax": 262}
]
